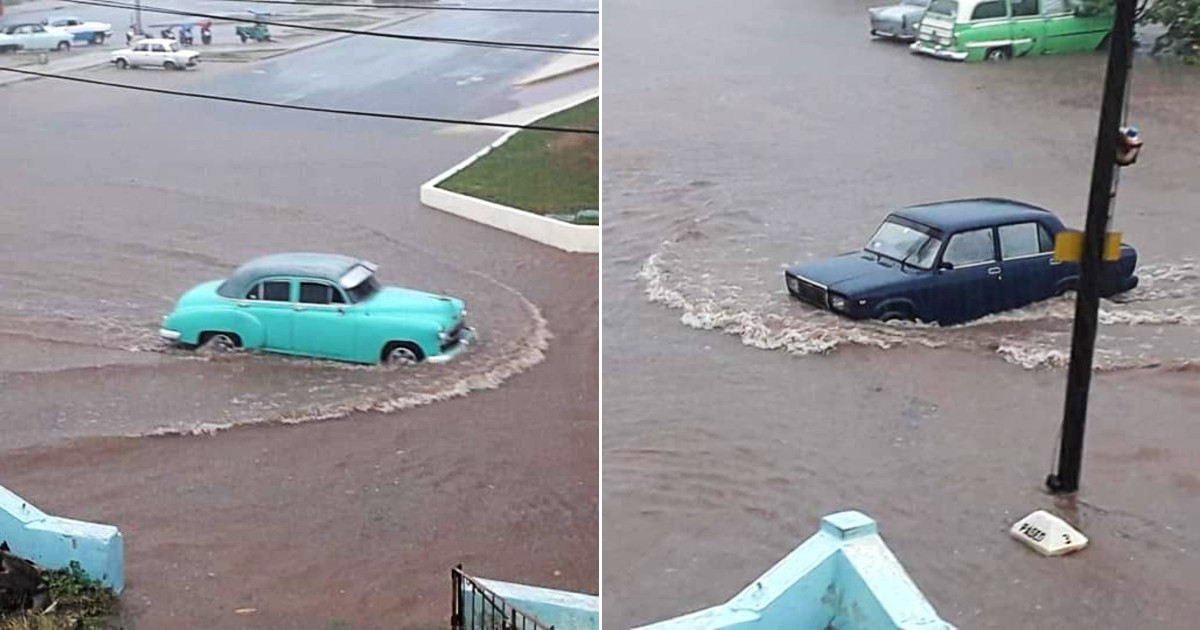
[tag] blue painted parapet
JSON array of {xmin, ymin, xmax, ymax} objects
[
  {"xmin": 458, "ymin": 574, "xmax": 598, "ymax": 630},
  {"xmin": 636, "ymin": 511, "xmax": 953, "ymax": 630},
  {"xmin": 0, "ymin": 484, "xmax": 124, "ymax": 593}
]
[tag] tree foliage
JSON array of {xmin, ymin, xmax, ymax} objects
[{"xmin": 1140, "ymin": 0, "xmax": 1200, "ymax": 62}]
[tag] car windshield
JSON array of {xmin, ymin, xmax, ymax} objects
[
  {"xmin": 902, "ymin": 0, "xmax": 929, "ymax": 6},
  {"xmin": 928, "ymin": 0, "xmax": 957, "ymax": 16},
  {"xmin": 864, "ymin": 218, "xmax": 943, "ymax": 269},
  {"xmin": 345, "ymin": 276, "xmax": 380, "ymax": 304},
  {"xmin": 168, "ymin": 41, "xmax": 180, "ymax": 52}
]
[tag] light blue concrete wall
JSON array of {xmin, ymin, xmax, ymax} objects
[
  {"xmin": 635, "ymin": 511, "xmax": 953, "ymax": 630},
  {"xmin": 459, "ymin": 577, "xmax": 598, "ymax": 630},
  {"xmin": 0, "ymin": 484, "xmax": 124, "ymax": 593}
]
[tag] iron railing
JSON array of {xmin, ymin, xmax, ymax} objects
[{"xmin": 451, "ymin": 565, "xmax": 555, "ymax": 630}]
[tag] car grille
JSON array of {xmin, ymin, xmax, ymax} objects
[
  {"xmin": 441, "ymin": 319, "xmax": 467, "ymax": 351},
  {"xmin": 786, "ymin": 274, "xmax": 828, "ymax": 309}
]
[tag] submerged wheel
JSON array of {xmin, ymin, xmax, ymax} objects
[
  {"xmin": 880, "ymin": 310, "xmax": 914, "ymax": 323},
  {"xmin": 381, "ymin": 341, "xmax": 423, "ymax": 365},
  {"xmin": 200, "ymin": 331, "xmax": 241, "ymax": 352},
  {"xmin": 985, "ymin": 46, "xmax": 1011, "ymax": 62}
]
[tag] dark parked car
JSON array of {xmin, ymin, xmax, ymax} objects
[{"xmin": 784, "ymin": 198, "xmax": 1139, "ymax": 325}]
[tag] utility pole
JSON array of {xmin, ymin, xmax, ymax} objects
[
  {"xmin": 1046, "ymin": 0, "xmax": 1139, "ymax": 495},
  {"xmin": 135, "ymin": 0, "xmax": 144, "ymax": 34}
]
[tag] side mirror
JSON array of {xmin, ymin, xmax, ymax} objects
[{"xmin": 939, "ymin": 261, "xmax": 955, "ymax": 271}]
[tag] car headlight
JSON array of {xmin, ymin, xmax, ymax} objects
[{"xmin": 829, "ymin": 294, "xmax": 848, "ymax": 311}]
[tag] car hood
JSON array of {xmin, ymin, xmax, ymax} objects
[
  {"xmin": 365, "ymin": 287, "xmax": 464, "ymax": 320},
  {"xmin": 787, "ymin": 252, "xmax": 921, "ymax": 296},
  {"xmin": 870, "ymin": 5, "xmax": 923, "ymax": 20}
]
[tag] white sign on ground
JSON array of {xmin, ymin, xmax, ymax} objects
[{"xmin": 1010, "ymin": 510, "xmax": 1089, "ymax": 557}]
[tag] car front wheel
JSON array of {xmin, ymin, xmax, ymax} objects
[
  {"xmin": 200, "ymin": 332, "xmax": 241, "ymax": 352},
  {"xmin": 985, "ymin": 46, "xmax": 1011, "ymax": 62},
  {"xmin": 382, "ymin": 341, "xmax": 423, "ymax": 365},
  {"xmin": 115, "ymin": 58, "xmax": 128, "ymax": 68},
  {"xmin": 164, "ymin": 60, "xmax": 177, "ymax": 70},
  {"xmin": 92, "ymin": 33, "xmax": 106, "ymax": 45}
]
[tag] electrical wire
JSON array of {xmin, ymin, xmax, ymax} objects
[
  {"xmin": 204, "ymin": 0, "xmax": 598, "ymax": 15},
  {"xmin": 60, "ymin": 0, "xmax": 600, "ymax": 55},
  {"xmin": 0, "ymin": 66, "xmax": 600, "ymax": 134}
]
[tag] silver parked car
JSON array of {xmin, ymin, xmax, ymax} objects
[{"xmin": 868, "ymin": 0, "xmax": 930, "ymax": 41}]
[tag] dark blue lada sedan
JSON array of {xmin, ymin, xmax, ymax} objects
[{"xmin": 784, "ymin": 198, "xmax": 1139, "ymax": 325}]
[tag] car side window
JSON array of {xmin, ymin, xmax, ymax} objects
[
  {"xmin": 943, "ymin": 228, "xmax": 996, "ymax": 267},
  {"xmin": 261, "ymin": 280, "xmax": 291, "ymax": 302},
  {"xmin": 151, "ymin": 43, "xmax": 166, "ymax": 53},
  {"xmin": 299, "ymin": 282, "xmax": 336, "ymax": 305},
  {"xmin": 1042, "ymin": 0, "xmax": 1068, "ymax": 14},
  {"xmin": 135, "ymin": 43, "xmax": 149, "ymax": 51},
  {"xmin": 998, "ymin": 222, "xmax": 1047, "ymax": 259},
  {"xmin": 1011, "ymin": 0, "xmax": 1038, "ymax": 16},
  {"xmin": 1038, "ymin": 224, "xmax": 1055, "ymax": 252},
  {"xmin": 971, "ymin": 0, "xmax": 1007, "ymax": 20}
]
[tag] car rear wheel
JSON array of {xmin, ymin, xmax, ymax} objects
[
  {"xmin": 115, "ymin": 58, "xmax": 128, "ymax": 69},
  {"xmin": 92, "ymin": 33, "xmax": 106, "ymax": 45},
  {"xmin": 985, "ymin": 46, "xmax": 1011, "ymax": 62},
  {"xmin": 164, "ymin": 60, "xmax": 177, "ymax": 70},
  {"xmin": 880, "ymin": 310, "xmax": 914, "ymax": 323},
  {"xmin": 200, "ymin": 332, "xmax": 241, "ymax": 352},
  {"xmin": 57, "ymin": 41, "xmax": 71, "ymax": 52},
  {"xmin": 382, "ymin": 341, "xmax": 423, "ymax": 365}
]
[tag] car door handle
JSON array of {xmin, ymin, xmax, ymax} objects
[
  {"xmin": 293, "ymin": 305, "xmax": 305, "ymax": 311},
  {"xmin": 987, "ymin": 267, "xmax": 1002, "ymax": 276}
]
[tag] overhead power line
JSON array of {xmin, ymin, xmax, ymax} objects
[
  {"xmin": 205, "ymin": 0, "xmax": 598, "ymax": 15},
  {"xmin": 0, "ymin": 66, "xmax": 600, "ymax": 134},
  {"xmin": 60, "ymin": 0, "xmax": 600, "ymax": 55}
]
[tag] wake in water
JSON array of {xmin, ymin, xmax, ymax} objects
[{"xmin": 640, "ymin": 242, "xmax": 1200, "ymax": 371}]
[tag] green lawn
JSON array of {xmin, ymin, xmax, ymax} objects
[{"xmin": 439, "ymin": 98, "xmax": 598, "ymax": 224}]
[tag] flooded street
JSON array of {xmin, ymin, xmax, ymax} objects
[
  {"xmin": 602, "ymin": 0, "xmax": 1199, "ymax": 627},
  {"xmin": 0, "ymin": 6, "xmax": 598, "ymax": 626}
]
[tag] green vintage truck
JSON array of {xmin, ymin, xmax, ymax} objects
[{"xmin": 910, "ymin": 0, "xmax": 1113, "ymax": 61}]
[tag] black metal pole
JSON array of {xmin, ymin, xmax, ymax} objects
[{"xmin": 1046, "ymin": 0, "xmax": 1138, "ymax": 494}]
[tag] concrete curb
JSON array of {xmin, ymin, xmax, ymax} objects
[
  {"xmin": 1, "ymin": 484, "xmax": 124, "ymax": 593},
  {"xmin": 419, "ymin": 92, "xmax": 599, "ymax": 254},
  {"xmin": 513, "ymin": 36, "xmax": 599, "ymax": 87}
]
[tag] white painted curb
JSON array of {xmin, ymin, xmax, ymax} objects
[{"xmin": 420, "ymin": 92, "xmax": 599, "ymax": 254}]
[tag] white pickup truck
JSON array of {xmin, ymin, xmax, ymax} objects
[{"xmin": 111, "ymin": 38, "xmax": 200, "ymax": 70}]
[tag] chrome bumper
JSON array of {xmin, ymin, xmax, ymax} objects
[
  {"xmin": 910, "ymin": 41, "xmax": 968, "ymax": 61},
  {"xmin": 427, "ymin": 327, "xmax": 476, "ymax": 364},
  {"xmin": 159, "ymin": 328, "xmax": 182, "ymax": 341}
]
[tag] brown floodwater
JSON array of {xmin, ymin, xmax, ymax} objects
[{"xmin": 602, "ymin": 0, "xmax": 1200, "ymax": 627}]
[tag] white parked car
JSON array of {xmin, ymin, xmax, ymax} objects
[
  {"xmin": 43, "ymin": 16, "xmax": 114, "ymax": 46},
  {"xmin": 111, "ymin": 38, "xmax": 200, "ymax": 70},
  {"xmin": 0, "ymin": 23, "xmax": 75, "ymax": 53}
]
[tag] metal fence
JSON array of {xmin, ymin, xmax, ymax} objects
[{"xmin": 451, "ymin": 565, "xmax": 555, "ymax": 630}]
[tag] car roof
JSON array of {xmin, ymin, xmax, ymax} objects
[
  {"xmin": 216, "ymin": 253, "xmax": 370, "ymax": 298},
  {"xmin": 890, "ymin": 198, "xmax": 1053, "ymax": 233},
  {"xmin": 137, "ymin": 38, "xmax": 178, "ymax": 44},
  {"xmin": 48, "ymin": 16, "xmax": 81, "ymax": 21}
]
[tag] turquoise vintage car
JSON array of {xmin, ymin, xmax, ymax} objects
[{"xmin": 160, "ymin": 253, "xmax": 473, "ymax": 365}]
